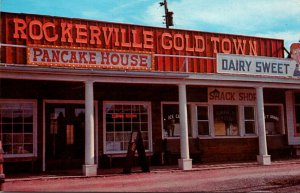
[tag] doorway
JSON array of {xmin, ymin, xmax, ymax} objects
[{"xmin": 45, "ymin": 103, "xmax": 85, "ymax": 170}]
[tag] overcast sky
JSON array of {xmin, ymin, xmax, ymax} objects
[{"xmin": 2, "ymin": 0, "xmax": 300, "ymax": 53}]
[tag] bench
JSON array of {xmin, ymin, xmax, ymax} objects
[
  {"xmin": 4, "ymin": 157, "xmax": 37, "ymax": 172},
  {"xmin": 160, "ymin": 138, "xmax": 203, "ymax": 165},
  {"xmin": 292, "ymin": 145, "xmax": 300, "ymax": 157},
  {"xmin": 105, "ymin": 152, "xmax": 153, "ymax": 168}
]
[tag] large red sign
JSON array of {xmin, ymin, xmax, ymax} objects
[
  {"xmin": 13, "ymin": 17, "xmax": 258, "ymax": 56},
  {"xmin": 1, "ymin": 12, "xmax": 285, "ymax": 73}
]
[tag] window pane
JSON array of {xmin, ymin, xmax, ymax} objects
[
  {"xmin": 124, "ymin": 132, "xmax": 131, "ymax": 142},
  {"xmin": 2, "ymin": 110, "xmax": 12, "ymax": 123},
  {"xmin": 106, "ymin": 105, "xmax": 114, "ymax": 113},
  {"xmin": 13, "ymin": 124, "xmax": 23, "ymax": 133},
  {"xmin": 24, "ymin": 134, "xmax": 33, "ymax": 143},
  {"xmin": 113, "ymin": 114, "xmax": 123, "ymax": 122},
  {"xmin": 143, "ymin": 141, "xmax": 149, "ymax": 149},
  {"xmin": 106, "ymin": 133, "xmax": 114, "ymax": 141},
  {"xmin": 132, "ymin": 114, "xmax": 140, "ymax": 122},
  {"xmin": 132, "ymin": 123, "xmax": 140, "ymax": 131},
  {"xmin": 141, "ymin": 114, "xmax": 148, "ymax": 122},
  {"xmin": 198, "ymin": 121, "xmax": 209, "ymax": 135},
  {"xmin": 124, "ymin": 113, "xmax": 131, "ymax": 122},
  {"xmin": 105, "ymin": 103, "xmax": 150, "ymax": 153},
  {"xmin": 123, "ymin": 142, "xmax": 129, "ymax": 150},
  {"xmin": 13, "ymin": 133, "xmax": 23, "ymax": 143},
  {"xmin": 163, "ymin": 104, "xmax": 180, "ymax": 138},
  {"xmin": 3, "ymin": 145, "xmax": 12, "ymax": 154},
  {"xmin": 296, "ymin": 105, "xmax": 300, "ymax": 134},
  {"xmin": 264, "ymin": 106, "xmax": 282, "ymax": 135},
  {"xmin": 245, "ymin": 121, "xmax": 255, "ymax": 134},
  {"xmin": 13, "ymin": 111, "xmax": 23, "ymax": 123},
  {"xmin": 24, "ymin": 112, "xmax": 33, "ymax": 123},
  {"xmin": 106, "ymin": 141, "xmax": 116, "ymax": 151},
  {"xmin": 141, "ymin": 132, "xmax": 148, "ymax": 140},
  {"xmin": 24, "ymin": 123, "xmax": 33, "ymax": 133},
  {"xmin": 132, "ymin": 105, "xmax": 140, "ymax": 113},
  {"xmin": 141, "ymin": 123, "xmax": 148, "ymax": 131},
  {"xmin": 0, "ymin": 102, "xmax": 34, "ymax": 156},
  {"xmin": 13, "ymin": 144, "xmax": 24, "ymax": 154},
  {"xmin": 197, "ymin": 106, "xmax": 208, "ymax": 120},
  {"xmin": 3, "ymin": 134, "xmax": 12, "ymax": 143},
  {"xmin": 24, "ymin": 144, "xmax": 33, "ymax": 154},
  {"xmin": 140, "ymin": 105, "xmax": 148, "ymax": 113},
  {"xmin": 106, "ymin": 123, "xmax": 114, "ymax": 132},
  {"xmin": 114, "ymin": 105, "xmax": 123, "ymax": 113},
  {"xmin": 244, "ymin": 107, "xmax": 254, "ymax": 120},
  {"xmin": 2, "ymin": 124, "xmax": 12, "ymax": 133},
  {"xmin": 115, "ymin": 123, "xmax": 123, "ymax": 131},
  {"xmin": 115, "ymin": 133, "xmax": 123, "ymax": 141},
  {"xmin": 214, "ymin": 105, "xmax": 239, "ymax": 136},
  {"xmin": 124, "ymin": 123, "xmax": 131, "ymax": 131},
  {"xmin": 123, "ymin": 105, "xmax": 131, "ymax": 113},
  {"xmin": 106, "ymin": 114, "xmax": 113, "ymax": 123}
]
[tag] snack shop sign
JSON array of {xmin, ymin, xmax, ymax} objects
[
  {"xmin": 217, "ymin": 53, "xmax": 299, "ymax": 78},
  {"xmin": 27, "ymin": 46, "xmax": 153, "ymax": 70},
  {"xmin": 208, "ymin": 88, "xmax": 256, "ymax": 103}
]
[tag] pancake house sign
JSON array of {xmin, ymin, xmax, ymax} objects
[
  {"xmin": 27, "ymin": 46, "xmax": 153, "ymax": 70},
  {"xmin": 10, "ymin": 14, "xmax": 266, "ymax": 70}
]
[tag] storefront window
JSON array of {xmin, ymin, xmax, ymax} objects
[
  {"xmin": 104, "ymin": 102, "xmax": 150, "ymax": 153},
  {"xmin": 162, "ymin": 103, "xmax": 191, "ymax": 138},
  {"xmin": 244, "ymin": 106, "xmax": 256, "ymax": 134},
  {"xmin": 0, "ymin": 101, "xmax": 36, "ymax": 157},
  {"xmin": 295, "ymin": 105, "xmax": 300, "ymax": 135},
  {"xmin": 213, "ymin": 105, "xmax": 239, "ymax": 136},
  {"xmin": 197, "ymin": 106, "xmax": 209, "ymax": 136},
  {"xmin": 264, "ymin": 105, "xmax": 283, "ymax": 135}
]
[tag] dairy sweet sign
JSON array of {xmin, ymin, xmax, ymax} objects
[{"xmin": 217, "ymin": 53, "xmax": 299, "ymax": 78}]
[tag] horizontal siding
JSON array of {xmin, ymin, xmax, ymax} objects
[{"xmin": 1, "ymin": 12, "xmax": 284, "ymax": 74}]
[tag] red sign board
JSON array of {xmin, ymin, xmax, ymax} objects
[
  {"xmin": 1, "ymin": 12, "xmax": 285, "ymax": 73},
  {"xmin": 27, "ymin": 45, "xmax": 153, "ymax": 70}
]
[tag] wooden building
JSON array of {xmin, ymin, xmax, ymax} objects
[{"xmin": 1, "ymin": 12, "xmax": 299, "ymax": 176}]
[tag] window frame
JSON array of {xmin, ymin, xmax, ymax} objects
[
  {"xmin": 103, "ymin": 101, "xmax": 152, "ymax": 154},
  {"xmin": 264, "ymin": 103, "xmax": 285, "ymax": 135},
  {"xmin": 295, "ymin": 104, "xmax": 300, "ymax": 136},
  {"xmin": 195, "ymin": 104, "xmax": 210, "ymax": 137},
  {"xmin": 205, "ymin": 103, "xmax": 258, "ymax": 139},
  {"xmin": 161, "ymin": 102, "xmax": 193, "ymax": 139},
  {"xmin": 212, "ymin": 104, "xmax": 240, "ymax": 137},
  {"xmin": 243, "ymin": 106, "xmax": 257, "ymax": 136},
  {"xmin": 0, "ymin": 99, "xmax": 37, "ymax": 158}
]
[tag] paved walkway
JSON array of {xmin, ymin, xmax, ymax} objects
[
  {"xmin": 4, "ymin": 158, "xmax": 300, "ymax": 181},
  {"xmin": 2, "ymin": 159, "xmax": 300, "ymax": 192}
]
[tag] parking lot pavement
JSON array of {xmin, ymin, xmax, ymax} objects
[{"xmin": 2, "ymin": 159, "xmax": 300, "ymax": 192}]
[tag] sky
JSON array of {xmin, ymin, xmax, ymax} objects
[{"xmin": 1, "ymin": 0, "xmax": 300, "ymax": 54}]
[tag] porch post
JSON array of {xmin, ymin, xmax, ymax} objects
[
  {"xmin": 256, "ymin": 87, "xmax": 271, "ymax": 165},
  {"xmin": 178, "ymin": 83, "xmax": 192, "ymax": 170},
  {"xmin": 82, "ymin": 80, "xmax": 97, "ymax": 176}
]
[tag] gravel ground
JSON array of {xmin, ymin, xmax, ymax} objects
[{"xmin": 2, "ymin": 160, "xmax": 300, "ymax": 192}]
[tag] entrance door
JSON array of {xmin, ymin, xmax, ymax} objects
[{"xmin": 45, "ymin": 103, "xmax": 85, "ymax": 170}]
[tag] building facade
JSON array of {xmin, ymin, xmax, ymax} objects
[{"xmin": 1, "ymin": 12, "xmax": 300, "ymax": 176}]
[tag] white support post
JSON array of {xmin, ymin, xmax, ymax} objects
[
  {"xmin": 82, "ymin": 80, "xmax": 97, "ymax": 176},
  {"xmin": 178, "ymin": 83, "xmax": 192, "ymax": 170},
  {"xmin": 256, "ymin": 87, "xmax": 271, "ymax": 165}
]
